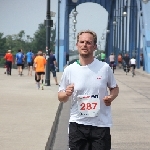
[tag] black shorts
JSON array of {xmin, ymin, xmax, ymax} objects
[
  {"xmin": 130, "ymin": 64, "xmax": 136, "ymax": 69},
  {"xmin": 22, "ymin": 63, "xmax": 25, "ymax": 69},
  {"xmin": 28, "ymin": 62, "xmax": 33, "ymax": 66},
  {"xmin": 69, "ymin": 122, "xmax": 111, "ymax": 150},
  {"xmin": 110, "ymin": 61, "xmax": 114, "ymax": 65},
  {"xmin": 17, "ymin": 64, "xmax": 22, "ymax": 66},
  {"xmin": 36, "ymin": 72, "xmax": 45, "ymax": 75},
  {"xmin": 50, "ymin": 65, "xmax": 56, "ymax": 77}
]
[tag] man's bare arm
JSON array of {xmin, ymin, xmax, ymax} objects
[
  {"xmin": 103, "ymin": 85, "xmax": 119, "ymax": 106},
  {"xmin": 58, "ymin": 91, "xmax": 70, "ymax": 102},
  {"xmin": 58, "ymin": 84, "xmax": 74, "ymax": 102},
  {"xmin": 109, "ymin": 85, "xmax": 119, "ymax": 101}
]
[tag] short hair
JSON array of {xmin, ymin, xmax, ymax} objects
[
  {"xmin": 77, "ymin": 30, "xmax": 97, "ymax": 44},
  {"xmin": 18, "ymin": 49, "xmax": 21, "ymax": 52},
  {"xmin": 37, "ymin": 51, "xmax": 43, "ymax": 56}
]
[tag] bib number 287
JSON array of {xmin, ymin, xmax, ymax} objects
[
  {"xmin": 80, "ymin": 102, "xmax": 97, "ymax": 110},
  {"xmin": 77, "ymin": 95, "xmax": 100, "ymax": 117}
]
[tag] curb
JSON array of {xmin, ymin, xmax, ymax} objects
[{"xmin": 45, "ymin": 102, "xmax": 63, "ymax": 150}]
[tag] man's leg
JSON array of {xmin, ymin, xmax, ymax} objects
[
  {"xmin": 133, "ymin": 65, "xmax": 136, "ymax": 75},
  {"xmin": 91, "ymin": 127, "xmax": 111, "ymax": 150},
  {"xmin": 41, "ymin": 74, "xmax": 44, "ymax": 90},
  {"xmin": 69, "ymin": 122, "xmax": 90, "ymax": 150},
  {"xmin": 36, "ymin": 73, "xmax": 41, "ymax": 89},
  {"xmin": 54, "ymin": 77, "xmax": 58, "ymax": 85},
  {"xmin": 29, "ymin": 65, "xmax": 33, "ymax": 76},
  {"xmin": 52, "ymin": 68, "xmax": 58, "ymax": 85},
  {"xmin": 27, "ymin": 63, "xmax": 30, "ymax": 75},
  {"xmin": 20, "ymin": 65, "xmax": 23, "ymax": 76},
  {"xmin": 9, "ymin": 62, "xmax": 12, "ymax": 75},
  {"xmin": 6, "ymin": 62, "xmax": 10, "ymax": 75},
  {"xmin": 17, "ymin": 65, "xmax": 20, "ymax": 75}
]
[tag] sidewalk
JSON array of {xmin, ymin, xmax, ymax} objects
[
  {"xmin": 0, "ymin": 68, "xmax": 62, "ymax": 150},
  {"xmin": 135, "ymin": 67, "xmax": 150, "ymax": 78}
]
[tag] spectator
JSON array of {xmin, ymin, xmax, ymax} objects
[{"xmin": 49, "ymin": 50, "xmax": 59, "ymax": 85}]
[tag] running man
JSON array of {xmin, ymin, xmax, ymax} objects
[
  {"xmin": 26, "ymin": 50, "xmax": 34, "ymax": 76},
  {"xmin": 4, "ymin": 50, "xmax": 14, "ymax": 75},
  {"xmin": 58, "ymin": 30, "xmax": 119, "ymax": 150},
  {"xmin": 49, "ymin": 50, "xmax": 59, "ymax": 85},
  {"xmin": 117, "ymin": 54, "xmax": 122, "ymax": 68},
  {"xmin": 34, "ymin": 51, "xmax": 46, "ymax": 90},
  {"xmin": 16, "ymin": 49, "xmax": 24, "ymax": 76},
  {"xmin": 100, "ymin": 51, "xmax": 106, "ymax": 62},
  {"xmin": 109, "ymin": 53, "xmax": 115, "ymax": 73},
  {"xmin": 130, "ymin": 56, "xmax": 136, "ymax": 75}
]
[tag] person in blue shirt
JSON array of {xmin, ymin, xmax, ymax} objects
[
  {"xmin": 26, "ymin": 50, "xmax": 34, "ymax": 76},
  {"xmin": 49, "ymin": 50, "xmax": 58, "ymax": 85},
  {"xmin": 16, "ymin": 49, "xmax": 24, "ymax": 76}
]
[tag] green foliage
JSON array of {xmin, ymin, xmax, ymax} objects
[{"xmin": 0, "ymin": 33, "xmax": 6, "ymax": 54}]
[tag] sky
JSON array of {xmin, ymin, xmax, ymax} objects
[{"xmin": 0, "ymin": 0, "xmax": 108, "ymax": 49}]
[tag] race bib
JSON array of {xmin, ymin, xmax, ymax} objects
[{"xmin": 77, "ymin": 94, "xmax": 100, "ymax": 117}]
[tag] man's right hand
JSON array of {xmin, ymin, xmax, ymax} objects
[{"xmin": 65, "ymin": 84, "xmax": 74, "ymax": 96}]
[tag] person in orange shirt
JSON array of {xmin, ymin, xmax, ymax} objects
[
  {"xmin": 4, "ymin": 50, "xmax": 14, "ymax": 75},
  {"xmin": 118, "ymin": 54, "xmax": 122, "ymax": 68},
  {"xmin": 34, "ymin": 51, "xmax": 46, "ymax": 90}
]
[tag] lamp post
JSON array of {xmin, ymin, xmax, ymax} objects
[
  {"xmin": 100, "ymin": 29, "xmax": 110, "ymax": 52},
  {"xmin": 57, "ymin": 0, "xmax": 61, "ymax": 72},
  {"xmin": 45, "ymin": 0, "xmax": 56, "ymax": 86},
  {"xmin": 69, "ymin": 1, "xmax": 78, "ymax": 52},
  {"xmin": 113, "ymin": 10, "xmax": 127, "ymax": 55},
  {"xmin": 101, "ymin": 29, "xmax": 110, "ymax": 40},
  {"xmin": 45, "ymin": 0, "xmax": 51, "ymax": 86},
  {"xmin": 122, "ymin": 3, "xmax": 138, "ymax": 59}
]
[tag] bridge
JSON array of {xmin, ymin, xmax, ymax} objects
[
  {"xmin": 54, "ymin": 0, "xmax": 150, "ymax": 73},
  {"xmin": 1, "ymin": 67, "xmax": 150, "ymax": 150}
]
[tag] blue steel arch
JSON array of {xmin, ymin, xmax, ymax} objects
[
  {"xmin": 55, "ymin": 0, "xmax": 114, "ymax": 71},
  {"xmin": 55, "ymin": 0, "xmax": 150, "ymax": 73}
]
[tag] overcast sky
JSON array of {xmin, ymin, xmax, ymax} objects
[{"xmin": 0, "ymin": 0, "xmax": 108, "ymax": 49}]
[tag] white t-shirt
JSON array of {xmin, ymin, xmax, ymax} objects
[
  {"xmin": 130, "ymin": 58, "xmax": 136, "ymax": 64},
  {"xmin": 58, "ymin": 58, "xmax": 117, "ymax": 127},
  {"xmin": 109, "ymin": 55, "xmax": 115, "ymax": 62}
]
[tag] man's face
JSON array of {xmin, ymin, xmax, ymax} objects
[{"xmin": 76, "ymin": 33, "xmax": 97, "ymax": 58}]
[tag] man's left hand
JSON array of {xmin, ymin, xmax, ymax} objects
[{"xmin": 103, "ymin": 95, "xmax": 112, "ymax": 106}]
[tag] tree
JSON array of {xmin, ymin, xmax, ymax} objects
[
  {"xmin": 0, "ymin": 33, "xmax": 6, "ymax": 54},
  {"xmin": 33, "ymin": 23, "xmax": 46, "ymax": 53}
]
